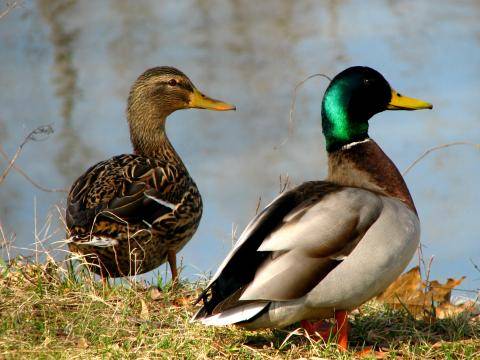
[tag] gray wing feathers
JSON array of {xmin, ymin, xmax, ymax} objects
[
  {"xmin": 240, "ymin": 252, "xmax": 336, "ymax": 301},
  {"xmin": 196, "ymin": 185, "xmax": 420, "ymax": 327},
  {"xmin": 259, "ymin": 189, "xmax": 382, "ymax": 253},
  {"xmin": 239, "ymin": 189, "xmax": 383, "ymax": 302}
]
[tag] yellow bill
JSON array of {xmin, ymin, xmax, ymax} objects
[
  {"xmin": 188, "ymin": 88, "xmax": 236, "ymax": 111},
  {"xmin": 387, "ymin": 89, "xmax": 433, "ymax": 110}
]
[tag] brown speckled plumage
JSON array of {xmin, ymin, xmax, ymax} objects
[{"xmin": 66, "ymin": 67, "xmax": 234, "ymax": 278}]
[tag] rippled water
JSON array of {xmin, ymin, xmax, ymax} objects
[{"xmin": 1, "ymin": 0, "xmax": 479, "ymax": 292}]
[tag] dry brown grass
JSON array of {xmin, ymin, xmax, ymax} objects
[{"xmin": 0, "ymin": 256, "xmax": 479, "ymax": 360}]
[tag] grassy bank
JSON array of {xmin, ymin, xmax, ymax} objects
[{"xmin": 0, "ymin": 258, "xmax": 479, "ymax": 359}]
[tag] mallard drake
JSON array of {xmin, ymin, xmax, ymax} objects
[
  {"xmin": 66, "ymin": 67, "xmax": 235, "ymax": 279},
  {"xmin": 192, "ymin": 66, "xmax": 432, "ymax": 349}
]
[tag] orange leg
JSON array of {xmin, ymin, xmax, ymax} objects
[
  {"xmin": 301, "ymin": 310, "xmax": 349, "ymax": 351},
  {"xmin": 167, "ymin": 250, "xmax": 190, "ymax": 306},
  {"xmin": 300, "ymin": 319, "xmax": 333, "ymax": 341},
  {"xmin": 335, "ymin": 310, "xmax": 349, "ymax": 350},
  {"xmin": 167, "ymin": 250, "xmax": 178, "ymax": 283}
]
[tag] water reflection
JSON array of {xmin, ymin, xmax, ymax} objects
[
  {"xmin": 0, "ymin": 1, "xmax": 478, "ymax": 292},
  {"xmin": 108, "ymin": 0, "xmax": 157, "ymax": 75},
  {"xmin": 327, "ymin": 0, "xmax": 348, "ymax": 63},
  {"xmin": 39, "ymin": 0, "xmax": 94, "ymax": 179}
]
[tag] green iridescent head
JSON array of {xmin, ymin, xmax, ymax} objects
[{"xmin": 321, "ymin": 66, "xmax": 433, "ymax": 152}]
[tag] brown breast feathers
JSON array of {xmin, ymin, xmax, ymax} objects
[{"xmin": 327, "ymin": 139, "xmax": 417, "ymax": 214}]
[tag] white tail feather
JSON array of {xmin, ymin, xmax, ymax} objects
[
  {"xmin": 199, "ymin": 302, "xmax": 269, "ymax": 326},
  {"xmin": 66, "ymin": 236, "xmax": 118, "ymax": 248}
]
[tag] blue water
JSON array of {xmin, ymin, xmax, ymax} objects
[{"xmin": 0, "ymin": 0, "xmax": 479, "ymax": 295}]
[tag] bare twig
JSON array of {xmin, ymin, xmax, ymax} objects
[
  {"xmin": 0, "ymin": 221, "xmax": 9, "ymax": 249},
  {"xmin": 275, "ymin": 73, "xmax": 332, "ymax": 149},
  {"xmin": 279, "ymin": 173, "xmax": 291, "ymax": 193},
  {"xmin": 230, "ymin": 223, "xmax": 238, "ymax": 247},
  {"xmin": 0, "ymin": 124, "xmax": 54, "ymax": 185},
  {"xmin": 423, "ymin": 256, "xmax": 435, "ymax": 309},
  {"xmin": 403, "ymin": 141, "xmax": 480, "ymax": 176},
  {"xmin": 417, "ymin": 243, "xmax": 424, "ymax": 275},
  {"xmin": 0, "ymin": 0, "xmax": 18, "ymax": 20},
  {"xmin": 0, "ymin": 220, "xmax": 15, "ymax": 261},
  {"xmin": 0, "ymin": 144, "xmax": 67, "ymax": 192},
  {"xmin": 425, "ymin": 256, "xmax": 434, "ymax": 287},
  {"xmin": 254, "ymin": 196, "xmax": 262, "ymax": 215},
  {"xmin": 470, "ymin": 258, "xmax": 480, "ymax": 274}
]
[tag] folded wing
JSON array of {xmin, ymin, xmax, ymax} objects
[
  {"xmin": 66, "ymin": 154, "xmax": 190, "ymax": 239},
  {"xmin": 194, "ymin": 182, "xmax": 383, "ymax": 320}
]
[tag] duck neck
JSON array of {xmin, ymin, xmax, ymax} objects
[
  {"xmin": 326, "ymin": 139, "xmax": 417, "ymax": 213},
  {"xmin": 321, "ymin": 81, "xmax": 370, "ymax": 152},
  {"xmin": 128, "ymin": 112, "xmax": 185, "ymax": 167}
]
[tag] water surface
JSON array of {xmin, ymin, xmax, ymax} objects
[{"xmin": 0, "ymin": 0, "xmax": 479, "ymax": 293}]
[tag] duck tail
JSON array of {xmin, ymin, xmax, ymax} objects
[{"xmin": 192, "ymin": 302, "xmax": 269, "ymax": 326}]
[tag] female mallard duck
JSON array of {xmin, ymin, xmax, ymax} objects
[
  {"xmin": 66, "ymin": 67, "xmax": 235, "ymax": 279},
  {"xmin": 193, "ymin": 66, "xmax": 432, "ymax": 349}
]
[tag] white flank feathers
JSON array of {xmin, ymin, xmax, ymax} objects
[{"xmin": 66, "ymin": 236, "xmax": 118, "ymax": 248}]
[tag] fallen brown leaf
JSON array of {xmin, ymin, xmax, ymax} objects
[
  {"xmin": 149, "ymin": 287, "xmax": 162, "ymax": 301},
  {"xmin": 428, "ymin": 277, "xmax": 465, "ymax": 303},
  {"xmin": 377, "ymin": 266, "xmax": 469, "ymax": 320},
  {"xmin": 436, "ymin": 300, "xmax": 479, "ymax": 319},
  {"xmin": 140, "ymin": 299, "xmax": 150, "ymax": 320},
  {"xmin": 357, "ymin": 347, "xmax": 390, "ymax": 359},
  {"xmin": 77, "ymin": 337, "xmax": 89, "ymax": 349}
]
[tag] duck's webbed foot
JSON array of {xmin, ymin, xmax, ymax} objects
[{"xmin": 301, "ymin": 310, "xmax": 349, "ymax": 350}]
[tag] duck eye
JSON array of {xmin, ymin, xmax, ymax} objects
[
  {"xmin": 168, "ymin": 79, "xmax": 178, "ymax": 86},
  {"xmin": 363, "ymin": 78, "xmax": 371, "ymax": 86}
]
